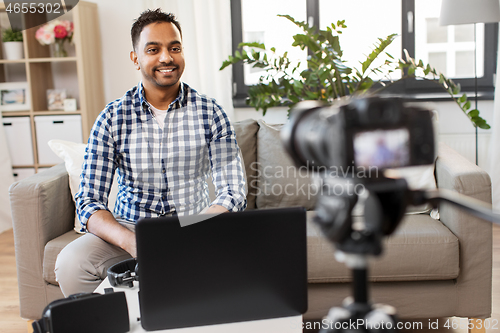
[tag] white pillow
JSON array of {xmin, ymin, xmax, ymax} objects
[{"xmin": 48, "ymin": 140, "xmax": 119, "ymax": 233}]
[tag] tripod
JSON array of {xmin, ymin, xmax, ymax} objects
[{"xmin": 314, "ymin": 175, "xmax": 500, "ymax": 333}]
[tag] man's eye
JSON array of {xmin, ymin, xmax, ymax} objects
[
  {"xmin": 171, "ymin": 47, "xmax": 181, "ymax": 52},
  {"xmin": 147, "ymin": 48, "xmax": 157, "ymax": 53}
]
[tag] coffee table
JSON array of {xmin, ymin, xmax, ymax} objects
[{"xmin": 95, "ymin": 277, "xmax": 302, "ymax": 332}]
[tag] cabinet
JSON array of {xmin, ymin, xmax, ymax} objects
[{"xmin": 0, "ymin": 1, "xmax": 104, "ymax": 172}]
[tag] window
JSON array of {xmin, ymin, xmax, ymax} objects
[{"xmin": 229, "ymin": 0, "xmax": 498, "ymax": 105}]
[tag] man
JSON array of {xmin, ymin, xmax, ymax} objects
[{"xmin": 55, "ymin": 9, "xmax": 247, "ymax": 296}]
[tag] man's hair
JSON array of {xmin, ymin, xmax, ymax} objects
[{"xmin": 131, "ymin": 9, "xmax": 182, "ymax": 50}]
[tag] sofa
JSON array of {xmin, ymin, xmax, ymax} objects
[{"xmin": 10, "ymin": 118, "xmax": 492, "ymax": 322}]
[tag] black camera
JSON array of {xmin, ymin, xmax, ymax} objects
[{"xmin": 281, "ymin": 97, "xmax": 436, "ymax": 175}]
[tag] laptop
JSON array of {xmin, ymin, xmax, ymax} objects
[{"xmin": 135, "ymin": 207, "xmax": 308, "ymax": 331}]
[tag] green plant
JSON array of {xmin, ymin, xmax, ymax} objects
[
  {"xmin": 220, "ymin": 15, "xmax": 489, "ymax": 129},
  {"xmin": 2, "ymin": 27, "xmax": 23, "ymax": 42}
]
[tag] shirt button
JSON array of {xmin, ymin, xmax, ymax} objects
[{"xmin": 162, "ymin": 169, "xmax": 166, "ymax": 173}]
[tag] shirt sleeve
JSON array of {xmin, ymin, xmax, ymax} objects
[
  {"xmin": 208, "ymin": 104, "xmax": 247, "ymax": 212},
  {"xmin": 74, "ymin": 107, "xmax": 117, "ymax": 232}
]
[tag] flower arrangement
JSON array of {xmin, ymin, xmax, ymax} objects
[{"xmin": 35, "ymin": 20, "xmax": 74, "ymax": 57}]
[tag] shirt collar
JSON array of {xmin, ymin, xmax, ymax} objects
[{"xmin": 138, "ymin": 81, "xmax": 187, "ymax": 111}]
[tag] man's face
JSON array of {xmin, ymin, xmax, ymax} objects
[{"xmin": 131, "ymin": 22, "xmax": 185, "ymax": 91}]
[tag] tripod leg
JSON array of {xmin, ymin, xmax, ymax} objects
[{"xmin": 352, "ymin": 268, "xmax": 368, "ymax": 304}]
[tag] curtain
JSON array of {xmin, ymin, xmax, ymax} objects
[
  {"xmin": 139, "ymin": 0, "xmax": 235, "ymax": 120},
  {"xmin": 490, "ymin": 26, "xmax": 500, "ymax": 210},
  {"xmin": 0, "ymin": 120, "xmax": 14, "ymax": 234}
]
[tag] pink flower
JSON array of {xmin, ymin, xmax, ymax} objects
[
  {"xmin": 35, "ymin": 26, "xmax": 54, "ymax": 45},
  {"xmin": 54, "ymin": 25, "xmax": 67, "ymax": 39},
  {"xmin": 61, "ymin": 21, "xmax": 74, "ymax": 35}
]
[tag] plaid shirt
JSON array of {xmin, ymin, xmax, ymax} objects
[{"xmin": 75, "ymin": 82, "xmax": 247, "ymax": 232}]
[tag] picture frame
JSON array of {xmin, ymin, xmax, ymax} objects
[
  {"xmin": 0, "ymin": 82, "xmax": 30, "ymax": 111},
  {"xmin": 47, "ymin": 89, "xmax": 67, "ymax": 111}
]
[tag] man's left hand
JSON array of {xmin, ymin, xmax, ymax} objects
[{"xmin": 204, "ymin": 205, "xmax": 229, "ymax": 214}]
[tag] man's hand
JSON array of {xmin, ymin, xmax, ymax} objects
[
  {"xmin": 87, "ymin": 210, "xmax": 137, "ymax": 258},
  {"xmin": 204, "ymin": 205, "xmax": 229, "ymax": 215}
]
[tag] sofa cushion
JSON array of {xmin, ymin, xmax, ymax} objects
[
  {"xmin": 233, "ymin": 119, "xmax": 259, "ymax": 209},
  {"xmin": 306, "ymin": 211, "xmax": 459, "ymax": 283},
  {"xmin": 48, "ymin": 140, "xmax": 119, "ymax": 233},
  {"xmin": 43, "ymin": 231, "xmax": 83, "ymax": 285},
  {"xmin": 255, "ymin": 120, "xmax": 319, "ymax": 210}
]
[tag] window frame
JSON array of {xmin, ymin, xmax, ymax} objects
[{"xmin": 229, "ymin": 0, "xmax": 498, "ymax": 106}]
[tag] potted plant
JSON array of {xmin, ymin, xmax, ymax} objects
[
  {"xmin": 2, "ymin": 27, "xmax": 24, "ymax": 60},
  {"xmin": 220, "ymin": 15, "xmax": 489, "ymax": 129}
]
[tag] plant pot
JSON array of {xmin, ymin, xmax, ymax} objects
[{"xmin": 3, "ymin": 41, "xmax": 24, "ymax": 60}]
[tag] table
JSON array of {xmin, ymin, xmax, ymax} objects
[{"xmin": 95, "ymin": 278, "xmax": 302, "ymax": 333}]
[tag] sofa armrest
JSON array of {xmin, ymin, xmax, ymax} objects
[
  {"xmin": 9, "ymin": 163, "xmax": 75, "ymax": 313},
  {"xmin": 435, "ymin": 142, "xmax": 492, "ymax": 318}
]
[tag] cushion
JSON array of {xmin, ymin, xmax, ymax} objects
[
  {"xmin": 255, "ymin": 119, "xmax": 437, "ymax": 215},
  {"xmin": 306, "ymin": 211, "xmax": 459, "ymax": 283},
  {"xmin": 48, "ymin": 140, "xmax": 119, "ymax": 233},
  {"xmin": 255, "ymin": 120, "xmax": 319, "ymax": 210},
  {"xmin": 233, "ymin": 119, "xmax": 259, "ymax": 209}
]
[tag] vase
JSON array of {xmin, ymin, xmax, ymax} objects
[
  {"xmin": 3, "ymin": 41, "xmax": 24, "ymax": 60},
  {"xmin": 53, "ymin": 40, "xmax": 67, "ymax": 57}
]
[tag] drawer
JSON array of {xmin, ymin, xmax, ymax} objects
[
  {"xmin": 35, "ymin": 115, "xmax": 83, "ymax": 165},
  {"xmin": 3, "ymin": 117, "xmax": 34, "ymax": 165}
]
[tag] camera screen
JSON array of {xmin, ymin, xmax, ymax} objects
[{"xmin": 353, "ymin": 128, "xmax": 410, "ymax": 169}]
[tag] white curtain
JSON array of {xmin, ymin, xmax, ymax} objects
[
  {"xmin": 490, "ymin": 26, "xmax": 500, "ymax": 210},
  {"xmin": 0, "ymin": 120, "xmax": 14, "ymax": 234},
  {"xmin": 139, "ymin": 0, "xmax": 235, "ymax": 120}
]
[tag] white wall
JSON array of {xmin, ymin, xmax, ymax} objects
[{"xmin": 85, "ymin": 0, "xmax": 142, "ymax": 102}]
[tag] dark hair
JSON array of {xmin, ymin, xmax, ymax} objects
[{"xmin": 131, "ymin": 9, "xmax": 182, "ymax": 50}]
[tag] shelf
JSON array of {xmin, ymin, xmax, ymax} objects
[
  {"xmin": 28, "ymin": 57, "xmax": 77, "ymax": 63},
  {"xmin": 2, "ymin": 111, "xmax": 31, "ymax": 117},
  {"xmin": 0, "ymin": 59, "xmax": 27, "ymax": 64},
  {"xmin": 0, "ymin": 57, "xmax": 77, "ymax": 64},
  {"xmin": 33, "ymin": 110, "xmax": 81, "ymax": 115},
  {"xmin": 0, "ymin": 1, "xmax": 103, "ymax": 174}
]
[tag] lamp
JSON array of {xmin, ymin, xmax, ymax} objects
[{"xmin": 439, "ymin": 0, "xmax": 500, "ymax": 165}]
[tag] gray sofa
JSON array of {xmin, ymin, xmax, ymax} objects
[{"xmin": 10, "ymin": 118, "xmax": 492, "ymax": 321}]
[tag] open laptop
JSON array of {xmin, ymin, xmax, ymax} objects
[{"xmin": 135, "ymin": 207, "xmax": 308, "ymax": 331}]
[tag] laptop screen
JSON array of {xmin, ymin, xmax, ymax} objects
[{"xmin": 136, "ymin": 207, "xmax": 308, "ymax": 331}]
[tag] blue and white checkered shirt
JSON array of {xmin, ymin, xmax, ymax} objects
[{"xmin": 75, "ymin": 82, "xmax": 247, "ymax": 232}]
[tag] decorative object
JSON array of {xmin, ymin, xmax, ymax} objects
[
  {"xmin": 2, "ymin": 27, "xmax": 24, "ymax": 60},
  {"xmin": 35, "ymin": 19, "xmax": 74, "ymax": 57},
  {"xmin": 220, "ymin": 15, "xmax": 490, "ymax": 130},
  {"xmin": 439, "ymin": 0, "xmax": 500, "ymax": 165},
  {"xmin": 0, "ymin": 82, "xmax": 30, "ymax": 111},
  {"xmin": 63, "ymin": 98, "xmax": 77, "ymax": 112},
  {"xmin": 47, "ymin": 89, "xmax": 67, "ymax": 111}
]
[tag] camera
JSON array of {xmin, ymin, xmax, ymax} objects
[{"xmin": 281, "ymin": 97, "xmax": 436, "ymax": 175}]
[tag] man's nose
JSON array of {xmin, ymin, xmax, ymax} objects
[{"xmin": 159, "ymin": 49, "xmax": 173, "ymax": 63}]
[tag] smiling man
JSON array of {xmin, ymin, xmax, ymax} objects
[{"xmin": 54, "ymin": 9, "xmax": 247, "ymax": 296}]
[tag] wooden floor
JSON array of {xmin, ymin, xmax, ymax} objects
[{"xmin": 0, "ymin": 225, "xmax": 499, "ymax": 333}]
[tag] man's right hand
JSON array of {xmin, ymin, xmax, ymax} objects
[{"xmin": 87, "ymin": 210, "xmax": 137, "ymax": 258}]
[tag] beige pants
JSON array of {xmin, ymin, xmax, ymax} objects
[{"xmin": 54, "ymin": 220, "xmax": 134, "ymax": 297}]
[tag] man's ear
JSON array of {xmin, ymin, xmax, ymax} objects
[{"xmin": 130, "ymin": 50, "xmax": 140, "ymax": 70}]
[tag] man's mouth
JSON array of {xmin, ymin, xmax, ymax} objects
[{"xmin": 157, "ymin": 67, "xmax": 176, "ymax": 73}]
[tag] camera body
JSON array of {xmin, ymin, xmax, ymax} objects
[{"xmin": 282, "ymin": 97, "xmax": 435, "ymax": 176}]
